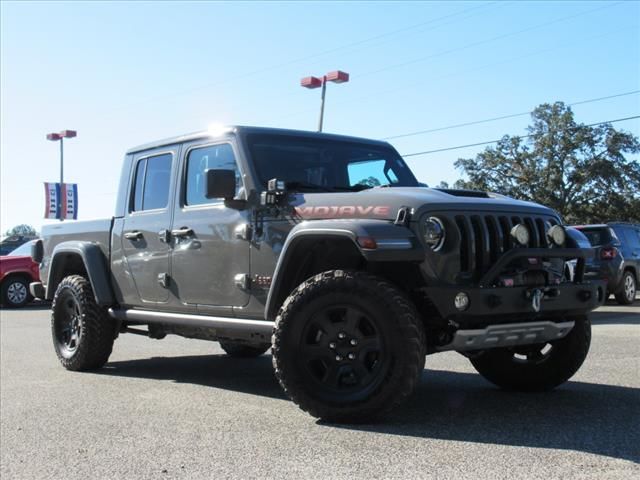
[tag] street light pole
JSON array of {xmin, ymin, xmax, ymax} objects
[
  {"xmin": 47, "ymin": 130, "xmax": 77, "ymax": 221},
  {"xmin": 318, "ymin": 77, "xmax": 327, "ymax": 132},
  {"xmin": 60, "ymin": 137, "xmax": 64, "ymax": 185},
  {"xmin": 301, "ymin": 70, "xmax": 349, "ymax": 132}
]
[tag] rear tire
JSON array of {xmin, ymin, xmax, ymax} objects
[
  {"xmin": 272, "ymin": 270, "xmax": 426, "ymax": 423},
  {"xmin": 614, "ymin": 271, "xmax": 636, "ymax": 305},
  {"xmin": 219, "ymin": 341, "xmax": 270, "ymax": 358},
  {"xmin": 51, "ymin": 275, "xmax": 116, "ymax": 371},
  {"xmin": 1, "ymin": 276, "xmax": 31, "ymax": 308},
  {"xmin": 469, "ymin": 316, "xmax": 591, "ymax": 391}
]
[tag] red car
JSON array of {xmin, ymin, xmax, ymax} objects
[{"xmin": 0, "ymin": 240, "xmax": 40, "ymax": 308}]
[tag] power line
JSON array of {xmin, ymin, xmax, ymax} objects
[
  {"xmin": 383, "ymin": 90, "xmax": 640, "ymax": 140},
  {"xmin": 401, "ymin": 115, "xmax": 640, "ymax": 158},
  {"xmin": 105, "ymin": 2, "xmax": 499, "ymax": 114},
  {"xmin": 356, "ymin": 1, "xmax": 622, "ymax": 80},
  {"xmin": 274, "ymin": 21, "xmax": 635, "ymax": 123}
]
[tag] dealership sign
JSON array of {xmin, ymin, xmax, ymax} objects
[{"xmin": 44, "ymin": 182, "xmax": 78, "ymax": 220}]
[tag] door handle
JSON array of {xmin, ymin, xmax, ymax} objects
[
  {"xmin": 124, "ymin": 231, "xmax": 143, "ymax": 240},
  {"xmin": 171, "ymin": 227, "xmax": 194, "ymax": 238},
  {"xmin": 158, "ymin": 229, "xmax": 171, "ymax": 243}
]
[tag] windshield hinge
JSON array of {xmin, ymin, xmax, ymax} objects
[{"xmin": 394, "ymin": 206, "xmax": 412, "ymax": 226}]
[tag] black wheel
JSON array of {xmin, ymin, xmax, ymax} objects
[
  {"xmin": 1, "ymin": 276, "xmax": 31, "ymax": 308},
  {"xmin": 615, "ymin": 271, "xmax": 636, "ymax": 305},
  {"xmin": 219, "ymin": 341, "xmax": 270, "ymax": 358},
  {"xmin": 469, "ymin": 316, "xmax": 591, "ymax": 391},
  {"xmin": 51, "ymin": 275, "xmax": 116, "ymax": 371},
  {"xmin": 272, "ymin": 270, "xmax": 426, "ymax": 423}
]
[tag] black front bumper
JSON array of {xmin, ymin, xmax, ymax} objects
[
  {"xmin": 426, "ymin": 247, "xmax": 606, "ymax": 321},
  {"xmin": 426, "ymin": 281, "xmax": 606, "ymax": 321}
]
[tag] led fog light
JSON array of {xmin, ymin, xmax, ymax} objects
[
  {"xmin": 454, "ymin": 292, "xmax": 470, "ymax": 311},
  {"xmin": 510, "ymin": 223, "xmax": 530, "ymax": 246},
  {"xmin": 547, "ymin": 225, "xmax": 566, "ymax": 246}
]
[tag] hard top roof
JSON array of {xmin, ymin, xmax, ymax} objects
[{"xmin": 126, "ymin": 126, "xmax": 391, "ymax": 155}]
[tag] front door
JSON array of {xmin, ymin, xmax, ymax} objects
[
  {"xmin": 170, "ymin": 140, "xmax": 250, "ymax": 308},
  {"xmin": 121, "ymin": 149, "xmax": 177, "ymax": 304}
]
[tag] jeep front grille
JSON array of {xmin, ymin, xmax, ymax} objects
[{"xmin": 453, "ymin": 213, "xmax": 560, "ymax": 279}]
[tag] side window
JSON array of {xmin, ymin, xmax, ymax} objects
[
  {"xmin": 347, "ymin": 159, "xmax": 398, "ymax": 187},
  {"xmin": 131, "ymin": 153, "xmax": 173, "ymax": 212},
  {"xmin": 185, "ymin": 143, "xmax": 240, "ymax": 206}
]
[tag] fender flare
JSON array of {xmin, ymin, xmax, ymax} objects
[
  {"xmin": 264, "ymin": 219, "xmax": 424, "ymax": 320},
  {"xmin": 46, "ymin": 241, "xmax": 115, "ymax": 305},
  {"xmin": 1, "ymin": 269, "xmax": 35, "ymax": 279}
]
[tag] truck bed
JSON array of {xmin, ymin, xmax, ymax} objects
[{"xmin": 41, "ymin": 218, "xmax": 113, "ymax": 282}]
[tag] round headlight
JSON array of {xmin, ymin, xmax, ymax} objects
[
  {"xmin": 424, "ymin": 217, "xmax": 445, "ymax": 251},
  {"xmin": 547, "ymin": 225, "xmax": 566, "ymax": 246},
  {"xmin": 510, "ymin": 223, "xmax": 530, "ymax": 246}
]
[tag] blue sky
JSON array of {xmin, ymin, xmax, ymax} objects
[{"xmin": 1, "ymin": 1, "xmax": 639, "ymax": 233}]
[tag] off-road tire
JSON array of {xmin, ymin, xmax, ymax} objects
[
  {"xmin": 272, "ymin": 270, "xmax": 426, "ymax": 423},
  {"xmin": 219, "ymin": 341, "xmax": 270, "ymax": 358},
  {"xmin": 51, "ymin": 275, "xmax": 116, "ymax": 371},
  {"xmin": 614, "ymin": 270, "xmax": 636, "ymax": 305},
  {"xmin": 470, "ymin": 316, "xmax": 591, "ymax": 391},
  {"xmin": 1, "ymin": 276, "xmax": 32, "ymax": 308}
]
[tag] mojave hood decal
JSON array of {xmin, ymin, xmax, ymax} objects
[{"xmin": 288, "ymin": 188, "xmax": 555, "ymax": 221}]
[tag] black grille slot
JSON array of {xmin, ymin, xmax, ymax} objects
[
  {"xmin": 485, "ymin": 215, "xmax": 502, "ymax": 262},
  {"xmin": 536, "ymin": 218, "xmax": 548, "ymax": 247},
  {"xmin": 453, "ymin": 212, "xmax": 558, "ymax": 280},
  {"xmin": 498, "ymin": 216, "xmax": 513, "ymax": 251},
  {"xmin": 455, "ymin": 215, "xmax": 471, "ymax": 273},
  {"xmin": 524, "ymin": 217, "xmax": 539, "ymax": 247}
]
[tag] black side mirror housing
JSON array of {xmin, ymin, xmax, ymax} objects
[
  {"xmin": 206, "ymin": 169, "xmax": 236, "ymax": 200},
  {"xmin": 31, "ymin": 239, "xmax": 44, "ymax": 264}
]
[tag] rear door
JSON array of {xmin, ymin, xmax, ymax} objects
[
  {"xmin": 169, "ymin": 140, "xmax": 250, "ymax": 309},
  {"xmin": 624, "ymin": 226, "xmax": 640, "ymax": 275},
  {"xmin": 120, "ymin": 148, "xmax": 177, "ymax": 305}
]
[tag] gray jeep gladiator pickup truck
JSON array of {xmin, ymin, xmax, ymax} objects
[{"xmin": 31, "ymin": 126, "xmax": 605, "ymax": 422}]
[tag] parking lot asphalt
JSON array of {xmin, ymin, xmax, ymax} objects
[{"xmin": 1, "ymin": 300, "xmax": 638, "ymax": 480}]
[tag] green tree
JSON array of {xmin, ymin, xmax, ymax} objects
[
  {"xmin": 4, "ymin": 224, "xmax": 37, "ymax": 237},
  {"xmin": 454, "ymin": 102, "xmax": 640, "ymax": 224},
  {"xmin": 357, "ymin": 176, "xmax": 382, "ymax": 187}
]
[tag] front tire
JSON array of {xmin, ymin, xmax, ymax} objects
[
  {"xmin": 1, "ymin": 276, "xmax": 31, "ymax": 308},
  {"xmin": 469, "ymin": 316, "xmax": 591, "ymax": 391},
  {"xmin": 272, "ymin": 270, "xmax": 426, "ymax": 423},
  {"xmin": 219, "ymin": 341, "xmax": 270, "ymax": 358},
  {"xmin": 615, "ymin": 271, "xmax": 636, "ymax": 305},
  {"xmin": 51, "ymin": 275, "xmax": 116, "ymax": 371}
]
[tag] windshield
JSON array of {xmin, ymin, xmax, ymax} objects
[
  {"xmin": 246, "ymin": 134, "xmax": 418, "ymax": 191},
  {"xmin": 7, "ymin": 241, "xmax": 34, "ymax": 257}
]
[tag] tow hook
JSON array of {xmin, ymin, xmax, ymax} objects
[
  {"xmin": 524, "ymin": 287, "xmax": 561, "ymax": 312},
  {"xmin": 530, "ymin": 289, "xmax": 543, "ymax": 312}
]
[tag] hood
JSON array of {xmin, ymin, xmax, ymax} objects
[
  {"xmin": 0, "ymin": 254, "xmax": 33, "ymax": 264},
  {"xmin": 0, "ymin": 255, "xmax": 38, "ymax": 279},
  {"xmin": 289, "ymin": 187, "xmax": 558, "ymax": 221}
]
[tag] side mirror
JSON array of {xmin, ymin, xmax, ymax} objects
[
  {"xmin": 206, "ymin": 169, "xmax": 236, "ymax": 200},
  {"xmin": 31, "ymin": 239, "xmax": 44, "ymax": 263}
]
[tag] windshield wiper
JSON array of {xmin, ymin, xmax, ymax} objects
[
  {"xmin": 285, "ymin": 181, "xmax": 336, "ymax": 192},
  {"xmin": 285, "ymin": 182, "xmax": 385, "ymax": 192},
  {"xmin": 331, "ymin": 184, "xmax": 372, "ymax": 191}
]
